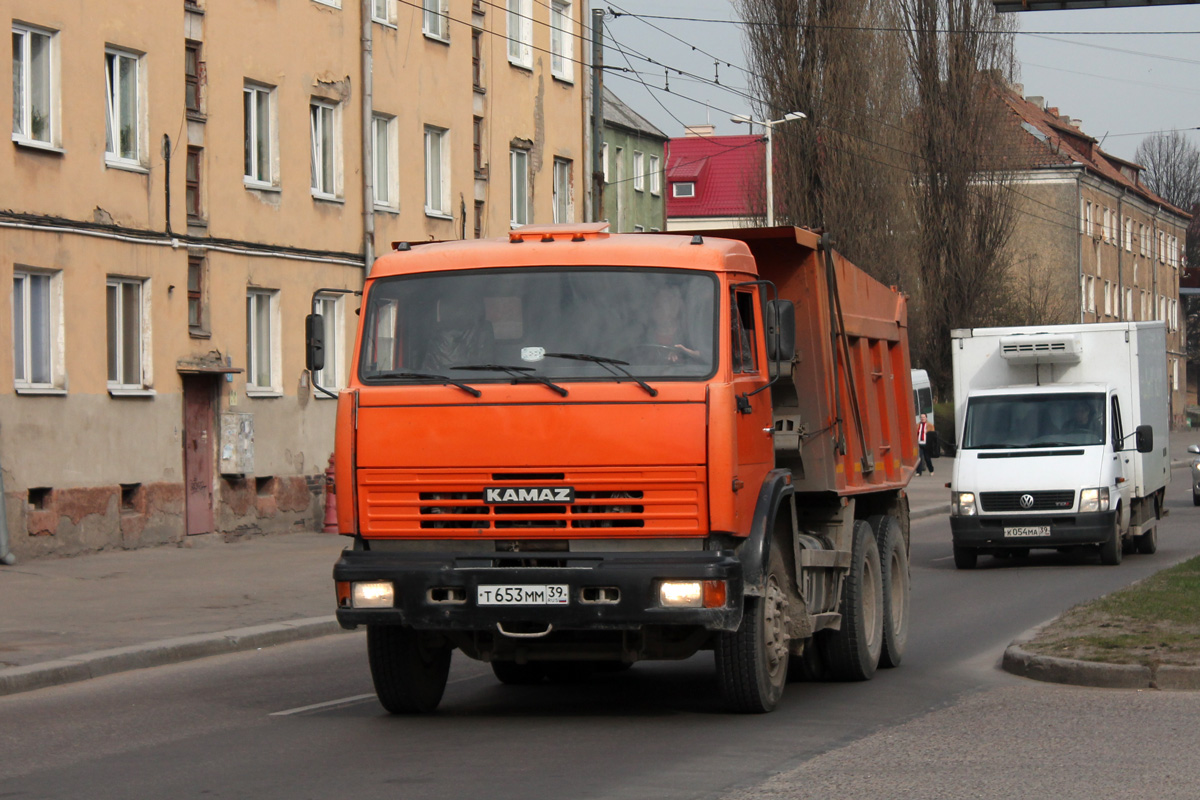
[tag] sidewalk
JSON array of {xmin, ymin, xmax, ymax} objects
[{"xmin": 1, "ymin": 433, "xmax": 1194, "ymax": 698}]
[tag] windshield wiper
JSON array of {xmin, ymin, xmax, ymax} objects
[
  {"xmin": 543, "ymin": 352, "xmax": 658, "ymax": 397},
  {"xmin": 452, "ymin": 364, "xmax": 568, "ymax": 397},
  {"xmin": 372, "ymin": 371, "xmax": 482, "ymax": 398}
]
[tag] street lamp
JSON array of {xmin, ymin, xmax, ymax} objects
[{"xmin": 730, "ymin": 111, "xmax": 807, "ymax": 227}]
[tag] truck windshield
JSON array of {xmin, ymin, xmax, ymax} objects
[
  {"xmin": 359, "ymin": 267, "xmax": 717, "ymax": 383},
  {"xmin": 962, "ymin": 392, "xmax": 1106, "ymax": 449}
]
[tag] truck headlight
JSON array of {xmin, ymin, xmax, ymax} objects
[
  {"xmin": 1079, "ymin": 487, "xmax": 1110, "ymax": 513},
  {"xmin": 953, "ymin": 492, "xmax": 977, "ymax": 516},
  {"xmin": 352, "ymin": 581, "xmax": 395, "ymax": 608},
  {"xmin": 658, "ymin": 580, "xmax": 727, "ymax": 608}
]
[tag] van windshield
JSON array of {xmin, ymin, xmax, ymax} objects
[
  {"xmin": 962, "ymin": 392, "xmax": 1106, "ymax": 449},
  {"xmin": 358, "ymin": 267, "xmax": 718, "ymax": 383}
]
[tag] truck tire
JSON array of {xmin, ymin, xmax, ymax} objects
[
  {"xmin": 366, "ymin": 625, "xmax": 452, "ymax": 714},
  {"xmin": 716, "ymin": 541, "xmax": 790, "ymax": 713},
  {"xmin": 952, "ymin": 545, "xmax": 977, "ymax": 570},
  {"xmin": 1099, "ymin": 515, "xmax": 1123, "ymax": 566},
  {"xmin": 821, "ymin": 520, "xmax": 883, "ymax": 681},
  {"xmin": 1135, "ymin": 526, "xmax": 1157, "ymax": 555},
  {"xmin": 491, "ymin": 661, "xmax": 547, "ymax": 685},
  {"xmin": 787, "ymin": 638, "xmax": 829, "ymax": 682},
  {"xmin": 869, "ymin": 515, "xmax": 909, "ymax": 669}
]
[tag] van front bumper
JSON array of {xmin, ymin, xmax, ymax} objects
[{"xmin": 950, "ymin": 511, "xmax": 1117, "ymax": 549}]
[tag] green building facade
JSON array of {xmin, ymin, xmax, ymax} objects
[{"xmin": 601, "ymin": 88, "xmax": 668, "ymax": 232}]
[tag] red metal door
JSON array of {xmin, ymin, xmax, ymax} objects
[{"xmin": 183, "ymin": 376, "xmax": 215, "ymax": 535}]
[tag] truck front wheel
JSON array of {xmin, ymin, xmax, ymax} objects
[
  {"xmin": 821, "ymin": 520, "xmax": 883, "ymax": 681},
  {"xmin": 366, "ymin": 625, "xmax": 452, "ymax": 714},
  {"xmin": 1098, "ymin": 515, "xmax": 1123, "ymax": 566},
  {"xmin": 716, "ymin": 542, "xmax": 790, "ymax": 713},
  {"xmin": 953, "ymin": 545, "xmax": 978, "ymax": 570}
]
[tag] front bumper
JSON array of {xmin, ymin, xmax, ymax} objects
[
  {"xmin": 333, "ymin": 547, "xmax": 744, "ymax": 632},
  {"xmin": 950, "ymin": 510, "xmax": 1117, "ymax": 549}
]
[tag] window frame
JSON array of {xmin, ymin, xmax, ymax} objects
[
  {"xmin": 372, "ymin": 0, "xmax": 396, "ymax": 25},
  {"xmin": 372, "ymin": 113, "xmax": 398, "ymax": 210},
  {"xmin": 510, "ymin": 147, "xmax": 530, "ymax": 227},
  {"xmin": 187, "ymin": 255, "xmax": 208, "ymax": 336},
  {"xmin": 12, "ymin": 268, "xmax": 64, "ymax": 392},
  {"xmin": 185, "ymin": 145, "xmax": 203, "ymax": 220},
  {"xmin": 633, "ymin": 151, "xmax": 645, "ymax": 192},
  {"xmin": 246, "ymin": 288, "xmax": 281, "ymax": 396},
  {"xmin": 309, "ymin": 98, "xmax": 342, "ymax": 200},
  {"xmin": 184, "ymin": 40, "xmax": 203, "ymax": 116},
  {"xmin": 106, "ymin": 275, "xmax": 151, "ymax": 393},
  {"xmin": 506, "ymin": 0, "xmax": 533, "ymax": 69},
  {"xmin": 649, "ymin": 154, "xmax": 661, "ymax": 195},
  {"xmin": 11, "ymin": 23, "xmax": 58, "ymax": 148},
  {"xmin": 552, "ymin": 157, "xmax": 572, "ymax": 224},
  {"xmin": 313, "ymin": 293, "xmax": 343, "ymax": 394},
  {"xmin": 104, "ymin": 47, "xmax": 144, "ymax": 169},
  {"xmin": 550, "ymin": 0, "xmax": 574, "ymax": 82},
  {"xmin": 422, "ymin": 0, "xmax": 449, "ymax": 41},
  {"xmin": 673, "ymin": 182, "xmax": 695, "ymax": 198},
  {"xmin": 243, "ymin": 82, "xmax": 277, "ymax": 188},
  {"xmin": 424, "ymin": 125, "xmax": 451, "ymax": 217}
]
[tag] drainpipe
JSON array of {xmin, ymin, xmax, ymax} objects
[
  {"xmin": 591, "ymin": 8, "xmax": 604, "ymax": 223},
  {"xmin": 1117, "ymin": 189, "xmax": 1123, "ymax": 319},
  {"xmin": 361, "ymin": 0, "xmax": 375, "ymax": 276},
  {"xmin": 0, "ymin": 423, "xmax": 15, "ymax": 565},
  {"xmin": 1076, "ymin": 172, "xmax": 1082, "ymax": 323}
]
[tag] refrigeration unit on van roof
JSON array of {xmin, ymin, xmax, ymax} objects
[{"xmin": 998, "ymin": 332, "xmax": 1083, "ymax": 365}]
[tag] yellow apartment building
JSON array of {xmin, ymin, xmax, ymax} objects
[{"xmin": 2, "ymin": 0, "xmax": 590, "ymax": 559}]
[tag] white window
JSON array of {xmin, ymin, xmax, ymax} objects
[
  {"xmin": 1158, "ymin": 231, "xmax": 1165, "ymax": 262},
  {"xmin": 553, "ymin": 157, "xmax": 572, "ymax": 223},
  {"xmin": 424, "ymin": 125, "xmax": 450, "ymax": 216},
  {"xmin": 310, "ymin": 99, "xmax": 341, "ymax": 199},
  {"xmin": 1123, "ymin": 217, "xmax": 1132, "ymax": 252},
  {"xmin": 107, "ymin": 277, "xmax": 149, "ymax": 391},
  {"xmin": 550, "ymin": 1, "xmax": 573, "ymax": 81},
  {"xmin": 243, "ymin": 83, "xmax": 275, "ymax": 186},
  {"xmin": 104, "ymin": 48, "xmax": 142, "ymax": 166},
  {"xmin": 601, "ymin": 142, "xmax": 609, "ymax": 183},
  {"xmin": 506, "ymin": 0, "xmax": 533, "ymax": 69},
  {"xmin": 633, "ymin": 151, "xmax": 645, "ymax": 192},
  {"xmin": 1080, "ymin": 275, "xmax": 1087, "ymax": 314},
  {"xmin": 313, "ymin": 0, "xmax": 342, "ymax": 7},
  {"xmin": 12, "ymin": 24, "xmax": 57, "ymax": 147},
  {"xmin": 1085, "ymin": 202, "xmax": 1094, "ymax": 237},
  {"xmin": 423, "ymin": 0, "xmax": 449, "ymax": 41},
  {"xmin": 246, "ymin": 289, "xmax": 280, "ymax": 394},
  {"xmin": 511, "ymin": 148, "xmax": 529, "ymax": 226},
  {"xmin": 1123, "ymin": 288, "xmax": 1133, "ymax": 320},
  {"xmin": 12, "ymin": 269, "xmax": 63, "ymax": 390},
  {"xmin": 372, "ymin": 113, "xmax": 398, "ymax": 209},
  {"xmin": 1086, "ymin": 275, "xmax": 1095, "ymax": 313},
  {"xmin": 649, "ymin": 154, "xmax": 661, "ymax": 195},
  {"xmin": 1140, "ymin": 224, "xmax": 1148, "ymax": 256},
  {"xmin": 1170, "ymin": 298, "xmax": 1178, "ymax": 331},
  {"xmin": 313, "ymin": 293, "xmax": 342, "ymax": 393},
  {"xmin": 1103, "ymin": 281, "xmax": 1112, "ymax": 317},
  {"xmin": 372, "ymin": 0, "xmax": 395, "ymax": 24},
  {"xmin": 673, "ymin": 182, "xmax": 695, "ymax": 198}
]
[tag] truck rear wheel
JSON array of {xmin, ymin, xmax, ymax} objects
[
  {"xmin": 869, "ymin": 515, "xmax": 909, "ymax": 669},
  {"xmin": 1099, "ymin": 515, "xmax": 1123, "ymax": 566},
  {"xmin": 953, "ymin": 545, "xmax": 978, "ymax": 570},
  {"xmin": 716, "ymin": 541, "xmax": 790, "ymax": 713},
  {"xmin": 366, "ymin": 625, "xmax": 452, "ymax": 714},
  {"xmin": 1135, "ymin": 526, "xmax": 1157, "ymax": 555},
  {"xmin": 821, "ymin": 520, "xmax": 883, "ymax": 681}
]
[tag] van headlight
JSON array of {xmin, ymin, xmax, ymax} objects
[
  {"xmin": 953, "ymin": 492, "xmax": 977, "ymax": 516},
  {"xmin": 1079, "ymin": 487, "xmax": 1110, "ymax": 513}
]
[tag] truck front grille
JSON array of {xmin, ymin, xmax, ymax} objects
[{"xmin": 979, "ymin": 491, "xmax": 1075, "ymax": 512}]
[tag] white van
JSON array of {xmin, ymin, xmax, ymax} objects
[{"xmin": 911, "ymin": 368, "xmax": 934, "ymax": 430}]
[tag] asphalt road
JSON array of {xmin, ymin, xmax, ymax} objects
[{"xmin": 2, "ymin": 471, "xmax": 1197, "ymax": 800}]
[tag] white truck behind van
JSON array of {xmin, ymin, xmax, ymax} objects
[{"xmin": 949, "ymin": 322, "xmax": 1169, "ymax": 569}]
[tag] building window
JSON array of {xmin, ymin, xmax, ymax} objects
[
  {"xmin": 424, "ymin": 125, "xmax": 450, "ymax": 216},
  {"xmin": 511, "ymin": 148, "xmax": 530, "ymax": 226},
  {"xmin": 472, "ymin": 30, "xmax": 484, "ymax": 89},
  {"xmin": 550, "ymin": 1, "xmax": 573, "ymax": 81},
  {"xmin": 187, "ymin": 256, "xmax": 206, "ymax": 333},
  {"xmin": 185, "ymin": 146, "xmax": 203, "ymax": 219},
  {"xmin": 246, "ymin": 289, "xmax": 279, "ymax": 393},
  {"xmin": 673, "ymin": 182, "xmax": 695, "ymax": 198},
  {"xmin": 372, "ymin": 113, "xmax": 397, "ymax": 209},
  {"xmin": 372, "ymin": 0, "xmax": 396, "ymax": 24},
  {"xmin": 313, "ymin": 293, "xmax": 341, "ymax": 392},
  {"xmin": 473, "ymin": 116, "xmax": 485, "ymax": 176},
  {"xmin": 1103, "ymin": 280, "xmax": 1111, "ymax": 317},
  {"xmin": 107, "ymin": 277, "xmax": 148, "ymax": 390},
  {"xmin": 12, "ymin": 270, "xmax": 62, "ymax": 389},
  {"xmin": 104, "ymin": 48, "xmax": 142, "ymax": 166},
  {"xmin": 506, "ymin": 0, "xmax": 532, "ymax": 68},
  {"xmin": 474, "ymin": 200, "xmax": 484, "ymax": 238},
  {"xmin": 1123, "ymin": 217, "xmax": 1132, "ymax": 252},
  {"xmin": 1085, "ymin": 202, "xmax": 1093, "ymax": 237},
  {"xmin": 633, "ymin": 151, "xmax": 645, "ymax": 192},
  {"xmin": 1085, "ymin": 275, "xmax": 1095, "ymax": 314},
  {"xmin": 310, "ymin": 99, "xmax": 341, "ymax": 199},
  {"xmin": 423, "ymin": 0, "xmax": 449, "ymax": 41},
  {"xmin": 184, "ymin": 41, "xmax": 202, "ymax": 114},
  {"xmin": 12, "ymin": 24, "xmax": 56, "ymax": 146},
  {"xmin": 601, "ymin": 142, "xmax": 609, "ymax": 183},
  {"xmin": 649, "ymin": 154, "xmax": 661, "ymax": 195},
  {"xmin": 1123, "ymin": 288, "xmax": 1133, "ymax": 320},
  {"xmin": 243, "ymin": 83, "xmax": 275, "ymax": 186},
  {"xmin": 553, "ymin": 157, "xmax": 572, "ymax": 223}
]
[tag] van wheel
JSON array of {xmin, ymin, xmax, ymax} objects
[
  {"xmin": 868, "ymin": 515, "xmax": 909, "ymax": 669},
  {"xmin": 716, "ymin": 541, "xmax": 790, "ymax": 713},
  {"xmin": 1099, "ymin": 516, "xmax": 1123, "ymax": 566},
  {"xmin": 953, "ymin": 545, "xmax": 978, "ymax": 570},
  {"xmin": 1135, "ymin": 526, "xmax": 1157, "ymax": 555},
  {"xmin": 367, "ymin": 625, "xmax": 452, "ymax": 713},
  {"xmin": 820, "ymin": 520, "xmax": 883, "ymax": 681},
  {"xmin": 491, "ymin": 661, "xmax": 547, "ymax": 685}
]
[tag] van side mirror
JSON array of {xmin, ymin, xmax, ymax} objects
[
  {"xmin": 305, "ymin": 313, "xmax": 325, "ymax": 372},
  {"xmin": 765, "ymin": 299, "xmax": 795, "ymax": 362},
  {"xmin": 1134, "ymin": 424, "xmax": 1153, "ymax": 454}
]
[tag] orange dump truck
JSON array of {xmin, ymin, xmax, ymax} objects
[{"xmin": 311, "ymin": 224, "xmax": 917, "ymax": 714}]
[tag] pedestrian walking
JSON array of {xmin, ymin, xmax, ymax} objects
[{"xmin": 916, "ymin": 413, "xmax": 934, "ymax": 476}]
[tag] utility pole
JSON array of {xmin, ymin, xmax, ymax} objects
[{"xmin": 591, "ymin": 8, "xmax": 604, "ymax": 223}]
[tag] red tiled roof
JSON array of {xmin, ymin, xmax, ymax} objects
[{"xmin": 665, "ymin": 134, "xmax": 764, "ymax": 219}]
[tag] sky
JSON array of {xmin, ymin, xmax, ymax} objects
[{"xmin": 598, "ymin": 1, "xmax": 1200, "ymax": 163}]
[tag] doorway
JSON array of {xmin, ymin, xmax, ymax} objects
[{"xmin": 182, "ymin": 375, "xmax": 216, "ymax": 535}]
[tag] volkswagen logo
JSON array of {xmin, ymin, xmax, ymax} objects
[{"xmin": 1019, "ymin": 494, "xmax": 1035, "ymax": 509}]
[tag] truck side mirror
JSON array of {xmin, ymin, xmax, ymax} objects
[
  {"xmin": 1135, "ymin": 424, "xmax": 1153, "ymax": 454},
  {"xmin": 305, "ymin": 313, "xmax": 325, "ymax": 372},
  {"xmin": 765, "ymin": 300, "xmax": 795, "ymax": 362}
]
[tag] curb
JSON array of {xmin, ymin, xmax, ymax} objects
[
  {"xmin": 0, "ymin": 616, "xmax": 350, "ymax": 698},
  {"xmin": 911, "ymin": 503, "xmax": 950, "ymax": 521},
  {"xmin": 1002, "ymin": 622, "xmax": 1200, "ymax": 691}
]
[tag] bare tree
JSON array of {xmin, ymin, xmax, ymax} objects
[{"xmin": 1134, "ymin": 131, "xmax": 1200, "ymax": 212}]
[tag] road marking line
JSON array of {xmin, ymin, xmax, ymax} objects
[
  {"xmin": 270, "ymin": 673, "xmax": 488, "ymax": 716},
  {"xmin": 931, "ymin": 556, "xmax": 953, "ymax": 562}
]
